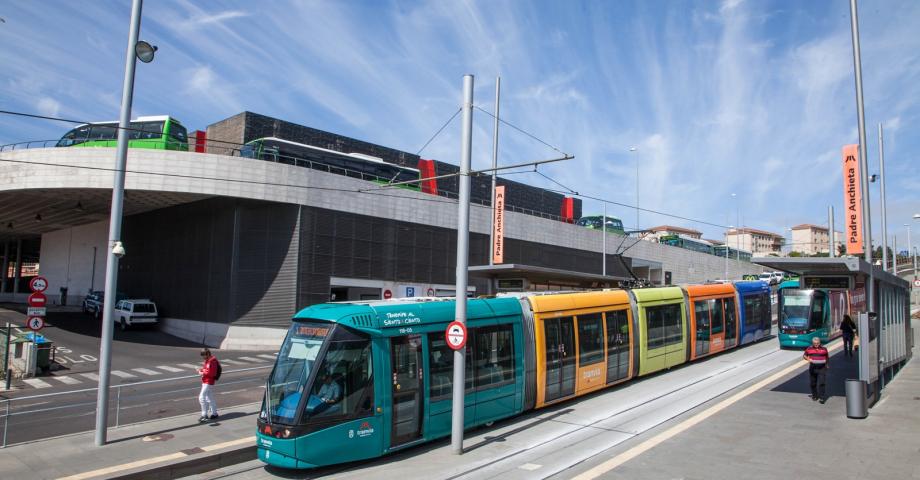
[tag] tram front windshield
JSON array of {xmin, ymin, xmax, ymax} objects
[
  {"xmin": 780, "ymin": 289, "xmax": 814, "ymax": 332},
  {"xmin": 263, "ymin": 321, "xmax": 374, "ymax": 427}
]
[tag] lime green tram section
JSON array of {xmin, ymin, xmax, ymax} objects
[{"xmin": 632, "ymin": 287, "xmax": 688, "ymax": 376}]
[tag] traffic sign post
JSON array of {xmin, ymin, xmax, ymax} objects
[{"xmin": 445, "ymin": 321, "xmax": 467, "ymax": 350}]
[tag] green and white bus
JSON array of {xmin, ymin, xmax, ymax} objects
[{"xmin": 56, "ymin": 115, "xmax": 188, "ymax": 151}]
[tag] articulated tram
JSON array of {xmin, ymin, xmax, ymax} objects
[{"xmin": 257, "ymin": 282, "xmax": 774, "ymax": 469}]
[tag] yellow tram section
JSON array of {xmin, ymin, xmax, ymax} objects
[{"xmin": 526, "ymin": 290, "xmax": 634, "ymax": 408}]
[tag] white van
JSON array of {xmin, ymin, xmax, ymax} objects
[{"xmin": 113, "ymin": 299, "xmax": 158, "ymax": 330}]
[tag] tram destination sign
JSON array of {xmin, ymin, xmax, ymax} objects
[{"xmin": 801, "ymin": 276, "xmax": 853, "ymax": 290}]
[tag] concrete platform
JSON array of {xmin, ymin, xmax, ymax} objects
[{"xmin": 0, "ymin": 330, "xmax": 915, "ymax": 480}]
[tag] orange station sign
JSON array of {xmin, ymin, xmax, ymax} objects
[{"xmin": 841, "ymin": 144, "xmax": 864, "ymax": 255}]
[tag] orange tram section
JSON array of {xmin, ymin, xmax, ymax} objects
[{"xmin": 516, "ymin": 281, "xmax": 770, "ymax": 409}]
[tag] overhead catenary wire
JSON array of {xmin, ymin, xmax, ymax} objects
[
  {"xmin": 473, "ymin": 105, "xmax": 569, "ymax": 157},
  {"xmin": 415, "ymin": 107, "xmax": 461, "ymax": 156}
]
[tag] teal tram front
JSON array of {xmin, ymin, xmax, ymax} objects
[
  {"xmin": 777, "ymin": 280, "xmax": 848, "ymax": 348},
  {"xmin": 257, "ymin": 297, "xmax": 528, "ymax": 469}
]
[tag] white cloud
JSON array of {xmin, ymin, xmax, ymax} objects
[{"xmin": 35, "ymin": 97, "xmax": 61, "ymax": 117}]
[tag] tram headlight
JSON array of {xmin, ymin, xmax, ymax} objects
[{"xmin": 282, "ymin": 429, "xmax": 292, "ymax": 438}]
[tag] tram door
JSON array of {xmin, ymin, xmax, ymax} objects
[
  {"xmin": 544, "ymin": 317, "xmax": 576, "ymax": 402},
  {"xmin": 390, "ymin": 335, "xmax": 423, "ymax": 446}
]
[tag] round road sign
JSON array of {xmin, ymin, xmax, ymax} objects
[
  {"xmin": 383, "ymin": 289, "xmax": 392, "ymax": 300},
  {"xmin": 445, "ymin": 321, "xmax": 467, "ymax": 350},
  {"xmin": 427, "ymin": 288, "xmax": 435, "ymax": 297},
  {"xmin": 914, "ymin": 279, "xmax": 920, "ymax": 288},
  {"xmin": 27, "ymin": 316, "xmax": 44, "ymax": 331},
  {"xmin": 28, "ymin": 292, "xmax": 47, "ymax": 307},
  {"xmin": 29, "ymin": 276, "xmax": 48, "ymax": 293}
]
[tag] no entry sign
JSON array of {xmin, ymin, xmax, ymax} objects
[
  {"xmin": 28, "ymin": 292, "xmax": 47, "ymax": 307},
  {"xmin": 445, "ymin": 321, "xmax": 467, "ymax": 350}
]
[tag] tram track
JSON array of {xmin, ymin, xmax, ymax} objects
[{"xmin": 445, "ymin": 340, "xmax": 794, "ymax": 480}]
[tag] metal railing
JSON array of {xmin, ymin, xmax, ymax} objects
[
  {"xmin": 0, "ymin": 140, "xmax": 572, "ymax": 223},
  {"xmin": 0, "ymin": 365, "xmax": 269, "ymax": 448}
]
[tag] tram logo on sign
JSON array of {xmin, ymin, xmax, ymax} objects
[{"xmin": 445, "ymin": 321, "xmax": 467, "ymax": 350}]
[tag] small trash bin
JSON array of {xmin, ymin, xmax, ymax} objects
[
  {"xmin": 845, "ymin": 378, "xmax": 868, "ymax": 419},
  {"xmin": 23, "ymin": 333, "xmax": 52, "ymax": 374}
]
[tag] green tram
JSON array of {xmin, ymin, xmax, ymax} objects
[
  {"xmin": 258, "ymin": 297, "xmax": 525, "ymax": 468},
  {"xmin": 777, "ymin": 279, "xmax": 847, "ymax": 348},
  {"xmin": 55, "ymin": 115, "xmax": 188, "ymax": 150}
]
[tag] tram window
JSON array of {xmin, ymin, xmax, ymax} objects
[
  {"xmin": 810, "ymin": 291, "xmax": 826, "ymax": 330},
  {"xmin": 694, "ymin": 300, "xmax": 710, "ymax": 354},
  {"xmin": 577, "ymin": 313, "xmax": 604, "ymax": 366},
  {"xmin": 428, "ymin": 333, "xmax": 473, "ymax": 401},
  {"xmin": 306, "ymin": 336, "xmax": 374, "ymax": 420},
  {"xmin": 474, "ymin": 325, "xmax": 514, "ymax": 389},
  {"xmin": 710, "ymin": 299, "xmax": 723, "ymax": 334},
  {"xmin": 724, "ymin": 298, "xmax": 736, "ymax": 346},
  {"xmin": 760, "ymin": 293, "xmax": 771, "ymax": 330},
  {"xmin": 646, "ymin": 304, "xmax": 682, "ymax": 349},
  {"xmin": 605, "ymin": 309, "xmax": 630, "ymax": 382}
]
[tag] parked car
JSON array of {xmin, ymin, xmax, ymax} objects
[
  {"xmin": 113, "ymin": 299, "xmax": 158, "ymax": 330},
  {"xmin": 82, "ymin": 291, "xmax": 104, "ymax": 316},
  {"xmin": 757, "ymin": 272, "xmax": 775, "ymax": 285},
  {"xmin": 771, "ymin": 272, "xmax": 785, "ymax": 284}
]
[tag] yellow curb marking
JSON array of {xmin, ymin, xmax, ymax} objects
[
  {"xmin": 57, "ymin": 435, "xmax": 256, "ymax": 480},
  {"xmin": 572, "ymin": 341, "xmax": 842, "ymax": 480}
]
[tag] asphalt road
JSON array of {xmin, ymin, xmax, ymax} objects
[{"xmin": 0, "ymin": 306, "xmax": 275, "ymax": 446}]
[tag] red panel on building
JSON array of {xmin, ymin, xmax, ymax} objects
[
  {"xmin": 560, "ymin": 197, "xmax": 575, "ymax": 223},
  {"xmin": 191, "ymin": 130, "xmax": 207, "ymax": 153},
  {"xmin": 417, "ymin": 159, "xmax": 438, "ymax": 195}
]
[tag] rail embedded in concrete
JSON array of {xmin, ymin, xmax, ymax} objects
[{"xmin": 0, "ymin": 364, "xmax": 270, "ymax": 448}]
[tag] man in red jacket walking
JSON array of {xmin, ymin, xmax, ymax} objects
[
  {"xmin": 803, "ymin": 337, "xmax": 830, "ymax": 404},
  {"xmin": 198, "ymin": 348, "xmax": 220, "ymax": 422}
]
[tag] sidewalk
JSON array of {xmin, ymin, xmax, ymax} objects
[{"xmin": 0, "ymin": 403, "xmax": 260, "ymax": 479}]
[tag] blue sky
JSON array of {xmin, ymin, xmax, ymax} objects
[{"xmin": 1, "ymin": 0, "xmax": 918, "ymax": 249}]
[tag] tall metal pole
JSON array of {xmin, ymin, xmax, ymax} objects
[
  {"xmin": 489, "ymin": 77, "xmax": 500, "ymax": 267},
  {"xmin": 602, "ymin": 203, "xmax": 607, "ymax": 276},
  {"xmin": 95, "ymin": 0, "xmax": 143, "ymax": 447},
  {"xmin": 451, "ymin": 74, "xmax": 474, "ymax": 455},
  {"xmin": 849, "ymin": 0, "xmax": 875, "ymax": 313},
  {"xmin": 829, "ymin": 206, "xmax": 836, "ymax": 258},
  {"xmin": 634, "ymin": 149, "xmax": 639, "ymax": 230},
  {"xmin": 879, "ymin": 123, "xmax": 889, "ymax": 272},
  {"xmin": 906, "ymin": 225, "xmax": 912, "ymax": 275}
]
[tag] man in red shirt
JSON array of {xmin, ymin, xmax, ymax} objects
[
  {"xmin": 803, "ymin": 337, "xmax": 830, "ymax": 404},
  {"xmin": 197, "ymin": 348, "xmax": 220, "ymax": 422}
]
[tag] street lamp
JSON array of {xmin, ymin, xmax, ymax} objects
[{"xmin": 95, "ymin": 0, "xmax": 156, "ymax": 447}]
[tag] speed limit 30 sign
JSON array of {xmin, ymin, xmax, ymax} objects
[{"xmin": 445, "ymin": 321, "xmax": 467, "ymax": 350}]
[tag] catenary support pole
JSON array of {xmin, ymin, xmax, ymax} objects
[
  {"xmin": 1, "ymin": 241, "xmax": 8, "ymax": 294},
  {"xmin": 95, "ymin": 0, "xmax": 143, "ymax": 447},
  {"xmin": 849, "ymin": 0, "xmax": 875, "ymax": 314},
  {"xmin": 489, "ymin": 77, "xmax": 500, "ymax": 268},
  {"xmin": 451, "ymin": 74, "xmax": 474, "ymax": 455},
  {"xmin": 602, "ymin": 203, "xmax": 607, "ymax": 276},
  {"xmin": 829, "ymin": 206, "xmax": 836, "ymax": 258},
  {"xmin": 12, "ymin": 239, "xmax": 21, "ymax": 295},
  {"xmin": 879, "ymin": 123, "xmax": 889, "ymax": 272}
]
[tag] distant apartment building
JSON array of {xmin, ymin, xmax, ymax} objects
[
  {"xmin": 724, "ymin": 228, "xmax": 784, "ymax": 256},
  {"xmin": 643, "ymin": 225, "xmax": 703, "ymax": 242},
  {"xmin": 790, "ymin": 224, "xmax": 844, "ymax": 255}
]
